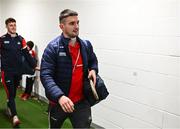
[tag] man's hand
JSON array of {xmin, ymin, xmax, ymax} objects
[
  {"xmin": 88, "ymin": 70, "xmax": 96, "ymax": 86},
  {"xmin": 35, "ymin": 67, "xmax": 40, "ymax": 71},
  {"xmin": 58, "ymin": 95, "xmax": 74, "ymax": 113}
]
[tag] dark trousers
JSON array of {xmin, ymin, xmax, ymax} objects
[
  {"xmin": 1, "ymin": 71, "xmax": 21, "ymax": 117},
  {"xmin": 24, "ymin": 76, "xmax": 35, "ymax": 95},
  {"xmin": 49, "ymin": 100, "xmax": 92, "ymax": 129}
]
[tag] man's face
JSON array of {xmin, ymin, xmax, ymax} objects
[
  {"xmin": 27, "ymin": 46, "xmax": 31, "ymax": 51},
  {"xmin": 6, "ymin": 22, "xmax": 16, "ymax": 34},
  {"xmin": 60, "ymin": 16, "xmax": 79, "ymax": 38}
]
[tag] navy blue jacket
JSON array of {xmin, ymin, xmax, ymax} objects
[
  {"xmin": 0, "ymin": 33, "xmax": 36, "ymax": 74},
  {"xmin": 40, "ymin": 34, "xmax": 98, "ymax": 103}
]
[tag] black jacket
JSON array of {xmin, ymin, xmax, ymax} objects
[
  {"xmin": 0, "ymin": 33, "xmax": 36, "ymax": 74},
  {"xmin": 40, "ymin": 34, "xmax": 98, "ymax": 103}
]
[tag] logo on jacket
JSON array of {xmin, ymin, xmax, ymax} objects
[
  {"xmin": 17, "ymin": 42, "xmax": 21, "ymax": 45},
  {"xmin": 4, "ymin": 41, "xmax": 10, "ymax": 44},
  {"xmin": 59, "ymin": 52, "xmax": 66, "ymax": 56},
  {"xmin": 59, "ymin": 46, "xmax": 64, "ymax": 48},
  {"xmin": 6, "ymin": 80, "xmax": 11, "ymax": 83}
]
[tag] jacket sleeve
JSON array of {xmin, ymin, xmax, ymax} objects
[
  {"xmin": 40, "ymin": 43, "xmax": 64, "ymax": 103},
  {"xmin": 86, "ymin": 40, "xmax": 99, "ymax": 74}
]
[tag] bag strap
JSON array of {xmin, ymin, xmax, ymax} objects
[{"xmin": 72, "ymin": 49, "xmax": 80, "ymax": 73}]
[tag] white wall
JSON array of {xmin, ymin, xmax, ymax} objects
[
  {"xmin": 0, "ymin": 1, "xmax": 3, "ymax": 35},
  {"xmin": 1, "ymin": 0, "xmax": 180, "ymax": 128}
]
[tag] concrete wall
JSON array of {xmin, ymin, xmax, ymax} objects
[
  {"xmin": 0, "ymin": 0, "xmax": 3, "ymax": 35},
  {"xmin": 0, "ymin": 0, "xmax": 180, "ymax": 128}
]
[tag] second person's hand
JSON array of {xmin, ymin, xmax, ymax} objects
[{"xmin": 58, "ymin": 95, "xmax": 74, "ymax": 113}]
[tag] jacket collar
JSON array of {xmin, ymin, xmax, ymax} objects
[
  {"xmin": 61, "ymin": 33, "xmax": 71, "ymax": 45},
  {"xmin": 6, "ymin": 33, "xmax": 18, "ymax": 38}
]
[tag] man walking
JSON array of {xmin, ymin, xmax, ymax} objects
[
  {"xmin": 40, "ymin": 9, "xmax": 98, "ymax": 128},
  {"xmin": 0, "ymin": 18, "xmax": 36, "ymax": 127}
]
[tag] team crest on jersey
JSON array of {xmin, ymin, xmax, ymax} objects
[
  {"xmin": 59, "ymin": 46, "xmax": 64, "ymax": 48},
  {"xmin": 4, "ymin": 41, "xmax": 10, "ymax": 44},
  {"xmin": 59, "ymin": 52, "xmax": 66, "ymax": 56},
  {"xmin": 6, "ymin": 80, "xmax": 11, "ymax": 83}
]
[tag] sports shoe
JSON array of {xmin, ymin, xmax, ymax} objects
[
  {"xmin": 22, "ymin": 94, "xmax": 30, "ymax": 101},
  {"xmin": 12, "ymin": 115, "xmax": 21, "ymax": 127}
]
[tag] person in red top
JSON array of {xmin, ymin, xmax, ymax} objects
[
  {"xmin": 20, "ymin": 41, "xmax": 39, "ymax": 100},
  {"xmin": 68, "ymin": 41, "xmax": 84, "ymax": 103}
]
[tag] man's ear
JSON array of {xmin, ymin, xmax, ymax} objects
[{"xmin": 59, "ymin": 23, "xmax": 64, "ymax": 30}]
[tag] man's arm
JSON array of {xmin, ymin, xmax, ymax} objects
[
  {"xmin": 40, "ymin": 43, "xmax": 64, "ymax": 103},
  {"xmin": 86, "ymin": 40, "xmax": 98, "ymax": 74},
  {"xmin": 86, "ymin": 40, "xmax": 99, "ymax": 85}
]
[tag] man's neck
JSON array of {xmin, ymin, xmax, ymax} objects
[
  {"xmin": 62, "ymin": 33, "xmax": 77, "ymax": 46},
  {"xmin": 7, "ymin": 32, "xmax": 16, "ymax": 37},
  {"xmin": 69, "ymin": 37, "xmax": 77, "ymax": 46}
]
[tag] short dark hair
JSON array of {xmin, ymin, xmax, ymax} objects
[
  {"xmin": 26, "ymin": 41, "xmax": 34, "ymax": 50},
  {"xmin": 5, "ymin": 18, "xmax": 16, "ymax": 25},
  {"xmin": 59, "ymin": 9, "xmax": 78, "ymax": 23}
]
